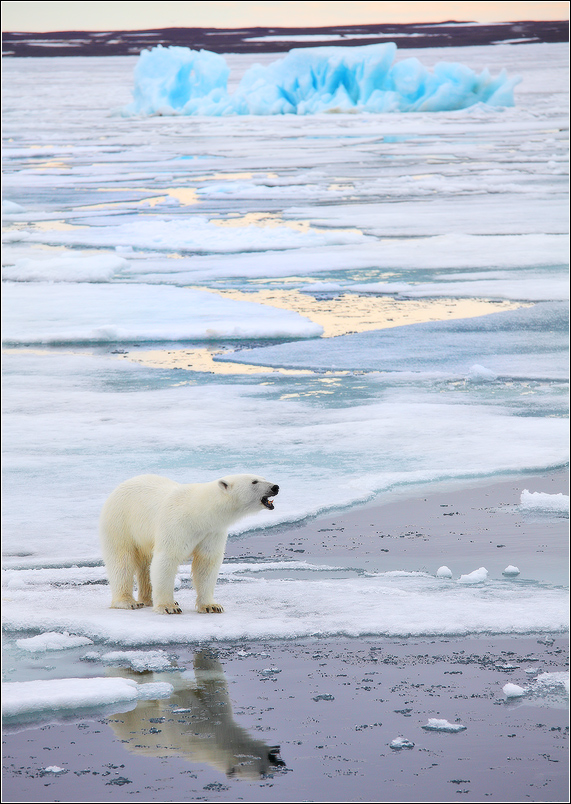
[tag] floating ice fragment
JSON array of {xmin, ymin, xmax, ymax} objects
[
  {"xmin": 503, "ymin": 682, "xmax": 525, "ymax": 698},
  {"xmin": 437, "ymin": 566, "xmax": 453, "ymax": 578},
  {"xmin": 532, "ymin": 672, "xmax": 569, "ymax": 696},
  {"xmin": 136, "ymin": 682, "xmax": 174, "ymax": 700},
  {"xmin": 467, "ymin": 364, "xmax": 497, "ymax": 382},
  {"xmin": 16, "ymin": 631, "xmax": 93, "ymax": 653},
  {"xmin": 124, "ymin": 43, "xmax": 521, "ymax": 117},
  {"xmin": 502, "ymin": 565, "xmax": 520, "ymax": 576},
  {"xmin": 457, "ymin": 567, "xmax": 488, "ymax": 584},
  {"xmin": 520, "ymin": 490, "xmax": 569, "ymax": 513},
  {"xmin": 43, "ymin": 766, "xmax": 66, "ymax": 774},
  {"xmin": 2, "ymin": 677, "xmax": 139, "ymax": 717},
  {"xmin": 390, "ymin": 737, "xmax": 415, "ymax": 750},
  {"xmin": 100, "ymin": 650, "xmax": 173, "ymax": 672},
  {"xmin": 2, "ymin": 676, "xmax": 175, "ymax": 718},
  {"xmin": 422, "ymin": 718, "xmax": 467, "ymax": 732},
  {"xmin": 313, "ymin": 693, "xmax": 335, "ymax": 702}
]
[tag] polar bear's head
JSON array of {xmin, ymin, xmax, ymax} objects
[{"xmin": 218, "ymin": 474, "xmax": 279, "ymax": 514}]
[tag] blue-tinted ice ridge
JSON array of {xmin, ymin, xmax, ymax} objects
[{"xmin": 123, "ymin": 43, "xmax": 521, "ymax": 117}]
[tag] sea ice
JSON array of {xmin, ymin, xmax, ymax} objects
[
  {"xmin": 502, "ymin": 565, "xmax": 521, "ymax": 577},
  {"xmin": 215, "ymin": 302, "xmax": 568, "ymax": 380},
  {"xmin": 100, "ymin": 650, "xmax": 173, "ymax": 672},
  {"xmin": 390, "ymin": 737, "xmax": 415, "ymax": 750},
  {"xmin": 503, "ymin": 682, "xmax": 526, "ymax": 698},
  {"xmin": 2, "ymin": 676, "xmax": 173, "ymax": 718},
  {"xmin": 458, "ymin": 567, "xmax": 488, "ymax": 584},
  {"xmin": 16, "ymin": 631, "xmax": 93, "ymax": 653},
  {"xmin": 520, "ymin": 489, "xmax": 569, "ymax": 513},
  {"xmin": 436, "ymin": 566, "xmax": 453, "ymax": 578},
  {"xmin": 421, "ymin": 718, "xmax": 467, "ymax": 732},
  {"xmin": 1, "ymin": 282, "xmax": 323, "ymax": 343},
  {"xmin": 124, "ymin": 43, "xmax": 521, "ymax": 116},
  {"xmin": 467, "ymin": 364, "xmax": 498, "ymax": 382}
]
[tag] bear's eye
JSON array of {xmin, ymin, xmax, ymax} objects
[{"xmin": 252, "ymin": 480, "xmax": 258, "ymax": 484}]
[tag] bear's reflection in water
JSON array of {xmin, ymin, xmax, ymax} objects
[{"xmin": 106, "ymin": 651, "xmax": 286, "ymax": 779}]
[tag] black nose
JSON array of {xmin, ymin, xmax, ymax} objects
[{"xmin": 271, "ymin": 485, "xmax": 279, "ymax": 495}]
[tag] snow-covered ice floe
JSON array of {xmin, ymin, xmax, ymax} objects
[
  {"xmin": 2, "ymin": 563, "xmax": 568, "ymax": 646},
  {"xmin": 421, "ymin": 718, "xmax": 467, "ymax": 732},
  {"xmin": 503, "ymin": 672, "xmax": 569, "ymax": 707},
  {"xmin": 2, "ymin": 677, "xmax": 173, "ymax": 720},
  {"xmin": 123, "ymin": 43, "xmax": 521, "ymax": 116},
  {"xmin": 520, "ymin": 489, "xmax": 569, "ymax": 515}
]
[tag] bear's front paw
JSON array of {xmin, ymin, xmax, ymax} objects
[
  {"xmin": 197, "ymin": 602, "xmax": 224, "ymax": 613},
  {"xmin": 154, "ymin": 602, "xmax": 182, "ymax": 614}
]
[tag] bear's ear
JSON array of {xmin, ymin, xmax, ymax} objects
[{"xmin": 218, "ymin": 479, "xmax": 229, "ymax": 491}]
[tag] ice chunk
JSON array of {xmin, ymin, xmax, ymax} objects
[
  {"xmin": 16, "ymin": 631, "xmax": 93, "ymax": 652},
  {"xmin": 532, "ymin": 672, "xmax": 569, "ymax": 696},
  {"xmin": 2, "ymin": 677, "xmax": 139, "ymax": 717},
  {"xmin": 136, "ymin": 682, "xmax": 174, "ymax": 700},
  {"xmin": 390, "ymin": 737, "xmax": 415, "ymax": 750},
  {"xmin": 421, "ymin": 718, "xmax": 467, "ymax": 732},
  {"xmin": 100, "ymin": 650, "xmax": 173, "ymax": 672},
  {"xmin": 43, "ymin": 766, "xmax": 65, "ymax": 774},
  {"xmin": 467, "ymin": 364, "xmax": 498, "ymax": 382},
  {"xmin": 503, "ymin": 682, "xmax": 525, "ymax": 698},
  {"xmin": 124, "ymin": 44, "xmax": 230, "ymax": 117},
  {"xmin": 124, "ymin": 43, "xmax": 521, "ymax": 117},
  {"xmin": 502, "ymin": 565, "xmax": 521, "ymax": 577},
  {"xmin": 520, "ymin": 490, "xmax": 569, "ymax": 513},
  {"xmin": 458, "ymin": 567, "xmax": 488, "ymax": 584},
  {"xmin": 436, "ymin": 566, "xmax": 453, "ymax": 578}
]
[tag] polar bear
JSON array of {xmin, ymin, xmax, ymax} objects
[{"xmin": 99, "ymin": 473, "xmax": 279, "ymax": 614}]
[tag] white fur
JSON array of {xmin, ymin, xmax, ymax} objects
[{"xmin": 99, "ymin": 473, "xmax": 278, "ymax": 614}]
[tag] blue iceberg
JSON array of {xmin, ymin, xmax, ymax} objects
[{"xmin": 123, "ymin": 43, "xmax": 521, "ymax": 117}]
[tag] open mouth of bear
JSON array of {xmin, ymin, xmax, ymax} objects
[{"xmin": 261, "ymin": 496, "xmax": 275, "ymax": 510}]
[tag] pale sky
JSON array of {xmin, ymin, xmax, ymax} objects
[{"xmin": 2, "ymin": 1, "xmax": 569, "ymax": 32}]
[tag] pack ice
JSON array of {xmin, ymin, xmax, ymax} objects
[{"xmin": 123, "ymin": 42, "xmax": 521, "ymax": 117}]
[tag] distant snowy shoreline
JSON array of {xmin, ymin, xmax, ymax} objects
[{"xmin": 2, "ymin": 19, "xmax": 568, "ymax": 58}]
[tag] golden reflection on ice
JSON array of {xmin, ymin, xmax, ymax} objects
[
  {"xmin": 213, "ymin": 212, "xmax": 311, "ymax": 232},
  {"xmin": 77, "ymin": 187, "xmax": 200, "ymax": 210},
  {"xmin": 121, "ymin": 347, "xmax": 317, "ymax": 376},
  {"xmin": 29, "ymin": 220, "xmax": 85, "ymax": 231},
  {"xmin": 203, "ymin": 288, "xmax": 522, "ymax": 338},
  {"xmin": 123, "ymin": 291, "xmax": 523, "ymax": 376}
]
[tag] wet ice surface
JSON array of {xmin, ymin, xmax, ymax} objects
[
  {"xmin": 2, "ymin": 637, "xmax": 568, "ymax": 802},
  {"xmin": 1, "ymin": 38, "xmax": 569, "ymax": 800}
]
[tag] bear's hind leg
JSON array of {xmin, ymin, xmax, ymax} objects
[
  {"xmin": 105, "ymin": 552, "xmax": 142, "ymax": 609},
  {"xmin": 136, "ymin": 557, "xmax": 153, "ymax": 607}
]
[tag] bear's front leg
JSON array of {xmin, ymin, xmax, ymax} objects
[
  {"xmin": 192, "ymin": 548, "xmax": 225, "ymax": 613},
  {"xmin": 150, "ymin": 550, "xmax": 182, "ymax": 614}
]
